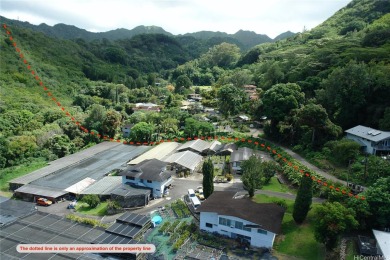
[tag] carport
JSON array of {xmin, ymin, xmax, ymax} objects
[{"xmin": 14, "ymin": 184, "xmax": 67, "ymax": 202}]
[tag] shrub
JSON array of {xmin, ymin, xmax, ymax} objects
[{"xmin": 81, "ymin": 194, "xmax": 100, "ymax": 208}]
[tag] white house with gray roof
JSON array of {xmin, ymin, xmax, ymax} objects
[
  {"xmin": 345, "ymin": 125, "xmax": 390, "ymax": 155},
  {"xmin": 120, "ymin": 159, "xmax": 173, "ymax": 198}
]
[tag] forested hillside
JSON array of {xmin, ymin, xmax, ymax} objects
[{"xmin": 0, "ymin": 0, "xmax": 389, "ymax": 188}]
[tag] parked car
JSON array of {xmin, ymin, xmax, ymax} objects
[
  {"xmin": 36, "ymin": 198, "xmax": 52, "ymax": 206},
  {"xmin": 196, "ymin": 188, "xmax": 205, "ymax": 200}
]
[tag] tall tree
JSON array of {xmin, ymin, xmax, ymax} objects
[
  {"xmin": 217, "ymin": 84, "xmax": 246, "ymax": 118},
  {"xmin": 262, "ymin": 83, "xmax": 305, "ymax": 135},
  {"xmin": 85, "ymin": 104, "xmax": 106, "ymax": 133},
  {"xmin": 316, "ymin": 61, "xmax": 370, "ymax": 129},
  {"xmin": 241, "ymin": 155, "xmax": 263, "ymax": 197},
  {"xmin": 292, "ymin": 174, "xmax": 313, "ymax": 224},
  {"xmin": 314, "ymin": 202, "xmax": 358, "ymax": 250},
  {"xmin": 364, "ymin": 177, "xmax": 390, "ymax": 229},
  {"xmin": 102, "ymin": 110, "xmax": 122, "ymax": 138},
  {"xmin": 129, "ymin": 122, "xmax": 154, "ymax": 142},
  {"xmin": 199, "ymin": 42, "xmax": 240, "ymax": 69},
  {"xmin": 175, "ymin": 75, "xmax": 192, "ymax": 94},
  {"xmin": 202, "ymin": 158, "xmax": 214, "ymax": 199},
  {"xmin": 297, "ymin": 103, "xmax": 342, "ymax": 147}
]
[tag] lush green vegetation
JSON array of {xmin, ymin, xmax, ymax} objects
[
  {"xmin": 254, "ymin": 194, "xmax": 325, "ymax": 259},
  {"xmin": 76, "ymin": 201, "xmax": 108, "ymax": 216}
]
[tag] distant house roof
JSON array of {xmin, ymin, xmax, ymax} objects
[
  {"xmin": 238, "ymin": 115, "xmax": 250, "ymax": 121},
  {"xmin": 345, "ymin": 125, "xmax": 390, "ymax": 142},
  {"xmin": 164, "ymin": 151, "xmax": 203, "ymax": 171},
  {"xmin": 198, "ymin": 191, "xmax": 285, "ymax": 234},
  {"xmin": 120, "ymin": 159, "xmax": 173, "ymax": 182},
  {"xmin": 373, "ymin": 229, "xmax": 390, "ymax": 259},
  {"xmin": 128, "ymin": 142, "xmax": 181, "ymax": 165},
  {"xmin": 216, "ymin": 143, "xmax": 238, "ymax": 155},
  {"xmin": 230, "ymin": 147, "xmax": 260, "ymax": 163},
  {"xmin": 177, "ymin": 139, "xmax": 212, "ymax": 153}
]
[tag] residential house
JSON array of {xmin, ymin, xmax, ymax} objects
[
  {"xmin": 120, "ymin": 159, "xmax": 173, "ymax": 198},
  {"xmin": 122, "ymin": 124, "xmax": 134, "ymax": 137},
  {"xmin": 133, "ymin": 103, "xmax": 160, "ymax": 112},
  {"xmin": 230, "ymin": 147, "xmax": 261, "ymax": 174},
  {"xmin": 345, "ymin": 125, "xmax": 390, "ymax": 155},
  {"xmin": 198, "ymin": 191, "xmax": 285, "ymax": 248},
  {"xmin": 187, "ymin": 93, "xmax": 202, "ymax": 101},
  {"xmin": 242, "ymin": 85, "xmax": 258, "ymax": 100}
]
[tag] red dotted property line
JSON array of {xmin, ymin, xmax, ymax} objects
[{"xmin": 2, "ymin": 24, "xmax": 365, "ymax": 201}]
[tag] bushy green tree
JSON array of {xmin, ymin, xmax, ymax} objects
[
  {"xmin": 293, "ymin": 174, "xmax": 313, "ymax": 224},
  {"xmin": 262, "ymin": 83, "xmax": 305, "ymax": 136},
  {"xmin": 129, "ymin": 122, "xmax": 154, "ymax": 142},
  {"xmin": 202, "ymin": 158, "xmax": 214, "ymax": 198},
  {"xmin": 314, "ymin": 202, "xmax": 358, "ymax": 250},
  {"xmin": 102, "ymin": 110, "xmax": 122, "ymax": 138},
  {"xmin": 217, "ymin": 84, "xmax": 246, "ymax": 118},
  {"xmin": 82, "ymin": 194, "xmax": 100, "ymax": 209},
  {"xmin": 364, "ymin": 177, "xmax": 390, "ymax": 229},
  {"xmin": 241, "ymin": 155, "xmax": 263, "ymax": 197}
]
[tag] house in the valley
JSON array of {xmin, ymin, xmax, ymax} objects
[
  {"xmin": 133, "ymin": 103, "xmax": 160, "ymax": 112},
  {"xmin": 242, "ymin": 84, "xmax": 258, "ymax": 100},
  {"xmin": 345, "ymin": 125, "xmax": 390, "ymax": 155},
  {"xmin": 198, "ymin": 191, "xmax": 285, "ymax": 248},
  {"xmin": 230, "ymin": 147, "xmax": 261, "ymax": 174},
  {"xmin": 122, "ymin": 124, "xmax": 134, "ymax": 137},
  {"xmin": 120, "ymin": 159, "xmax": 173, "ymax": 198}
]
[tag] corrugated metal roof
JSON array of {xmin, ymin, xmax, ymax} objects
[
  {"xmin": 81, "ymin": 176, "xmax": 122, "ymax": 195},
  {"xmin": 128, "ymin": 142, "xmax": 181, "ymax": 165},
  {"xmin": 230, "ymin": 147, "xmax": 260, "ymax": 162},
  {"xmin": 345, "ymin": 125, "xmax": 390, "ymax": 142},
  {"xmin": 177, "ymin": 139, "xmax": 211, "ymax": 153},
  {"xmin": 64, "ymin": 177, "xmax": 96, "ymax": 194},
  {"xmin": 10, "ymin": 142, "xmax": 122, "ymax": 185},
  {"xmin": 164, "ymin": 151, "xmax": 203, "ymax": 171},
  {"xmin": 15, "ymin": 184, "xmax": 67, "ymax": 198}
]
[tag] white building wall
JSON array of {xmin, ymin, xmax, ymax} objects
[
  {"xmin": 346, "ymin": 133, "xmax": 374, "ymax": 154},
  {"xmin": 200, "ymin": 212, "xmax": 276, "ymax": 248},
  {"xmin": 122, "ymin": 176, "xmax": 172, "ymax": 198}
]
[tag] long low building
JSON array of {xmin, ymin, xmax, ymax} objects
[
  {"xmin": 10, "ymin": 142, "xmax": 150, "ymax": 202},
  {"xmin": 128, "ymin": 142, "xmax": 182, "ymax": 165}
]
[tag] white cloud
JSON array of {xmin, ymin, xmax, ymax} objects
[{"xmin": 1, "ymin": 0, "xmax": 351, "ymax": 38}]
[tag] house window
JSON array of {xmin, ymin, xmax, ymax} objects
[
  {"xmin": 147, "ymin": 180, "xmax": 152, "ymax": 183},
  {"xmin": 219, "ymin": 217, "xmax": 231, "ymax": 226},
  {"xmin": 243, "ymin": 226, "xmax": 251, "ymax": 232},
  {"xmin": 126, "ymin": 176, "xmax": 135, "ymax": 180},
  {"xmin": 257, "ymin": 229, "xmax": 267, "ymax": 235},
  {"xmin": 206, "ymin": 223, "xmax": 213, "ymax": 228},
  {"xmin": 235, "ymin": 221, "xmax": 243, "ymax": 230}
]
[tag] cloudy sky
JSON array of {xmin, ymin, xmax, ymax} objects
[{"xmin": 1, "ymin": 0, "xmax": 351, "ymax": 38}]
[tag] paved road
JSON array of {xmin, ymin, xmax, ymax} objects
[{"xmin": 281, "ymin": 146, "xmax": 347, "ymax": 186}]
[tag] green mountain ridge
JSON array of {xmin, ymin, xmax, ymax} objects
[{"xmin": 0, "ymin": 16, "xmax": 294, "ymax": 50}]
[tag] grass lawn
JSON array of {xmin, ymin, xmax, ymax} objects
[
  {"xmin": 346, "ymin": 239, "xmax": 358, "ymax": 260},
  {"xmin": 262, "ymin": 177, "xmax": 296, "ymax": 194},
  {"xmin": 76, "ymin": 202, "xmax": 108, "ymax": 216},
  {"xmin": 0, "ymin": 158, "xmax": 48, "ymax": 191},
  {"xmin": 254, "ymin": 194, "xmax": 325, "ymax": 259}
]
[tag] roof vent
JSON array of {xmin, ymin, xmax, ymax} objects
[{"xmin": 372, "ymin": 131, "xmax": 381, "ymax": 136}]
